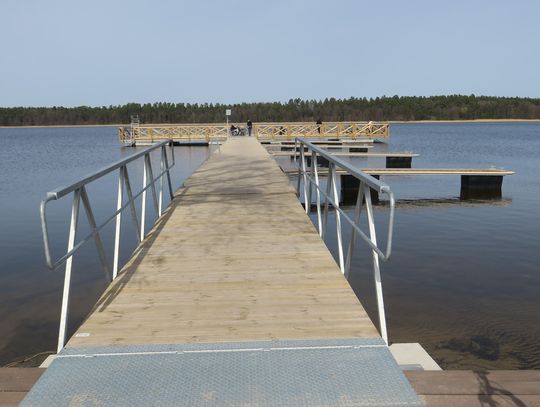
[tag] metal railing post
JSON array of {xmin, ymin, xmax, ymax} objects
[
  {"xmin": 300, "ymin": 146, "xmax": 309, "ymax": 213},
  {"xmin": 364, "ymin": 183, "xmax": 388, "ymax": 344},
  {"xmin": 295, "ymin": 139, "xmax": 301, "ymax": 197},
  {"xmin": 57, "ymin": 188, "xmax": 81, "ymax": 353},
  {"xmin": 141, "ymin": 155, "xmax": 148, "ymax": 241},
  {"xmin": 112, "ymin": 167, "xmax": 125, "ymax": 280},
  {"xmin": 313, "ymin": 154, "xmax": 322, "ymax": 237},
  {"xmin": 159, "ymin": 148, "xmax": 164, "ymax": 217},
  {"xmin": 330, "ymin": 163, "xmax": 345, "ymax": 273}
]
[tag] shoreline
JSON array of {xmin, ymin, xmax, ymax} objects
[{"xmin": 1, "ymin": 119, "xmax": 540, "ymax": 129}]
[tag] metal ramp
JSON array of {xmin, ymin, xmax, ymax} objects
[{"xmin": 21, "ymin": 339, "xmax": 422, "ymax": 406}]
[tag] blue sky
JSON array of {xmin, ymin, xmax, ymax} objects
[{"xmin": 1, "ymin": 0, "xmax": 539, "ymax": 106}]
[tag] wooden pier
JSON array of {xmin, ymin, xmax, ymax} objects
[
  {"xmin": 22, "ymin": 137, "xmax": 422, "ymax": 406},
  {"xmin": 68, "ymin": 137, "xmax": 379, "ymax": 347}
]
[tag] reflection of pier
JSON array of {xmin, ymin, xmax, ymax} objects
[{"xmin": 118, "ymin": 121, "xmax": 390, "ymax": 146}]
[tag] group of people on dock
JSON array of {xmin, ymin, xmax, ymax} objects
[
  {"xmin": 230, "ymin": 120, "xmax": 253, "ymax": 137},
  {"xmin": 230, "ymin": 119, "xmax": 324, "ymax": 136}
]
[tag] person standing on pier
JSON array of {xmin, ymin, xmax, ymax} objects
[
  {"xmin": 316, "ymin": 119, "xmax": 323, "ymax": 134},
  {"xmin": 247, "ymin": 119, "xmax": 253, "ymax": 137}
]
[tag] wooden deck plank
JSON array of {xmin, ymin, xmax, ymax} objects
[{"xmin": 67, "ymin": 137, "xmax": 380, "ymax": 348}]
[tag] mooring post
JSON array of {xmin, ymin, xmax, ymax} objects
[
  {"xmin": 341, "ymin": 174, "xmax": 380, "ymax": 205},
  {"xmin": 386, "ymin": 156, "xmax": 412, "ymax": 168},
  {"xmin": 460, "ymin": 175, "xmax": 503, "ymax": 199}
]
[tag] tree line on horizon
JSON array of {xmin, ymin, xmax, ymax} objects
[{"xmin": 1, "ymin": 95, "xmax": 540, "ymax": 126}]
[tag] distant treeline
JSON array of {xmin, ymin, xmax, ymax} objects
[{"xmin": 2, "ymin": 95, "xmax": 540, "ymax": 126}]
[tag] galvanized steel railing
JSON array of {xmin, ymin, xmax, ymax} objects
[
  {"xmin": 40, "ymin": 141, "xmax": 175, "ymax": 352},
  {"xmin": 294, "ymin": 138, "xmax": 395, "ymax": 343}
]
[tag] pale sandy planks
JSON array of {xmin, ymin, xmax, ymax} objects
[{"xmin": 67, "ymin": 137, "xmax": 379, "ymax": 348}]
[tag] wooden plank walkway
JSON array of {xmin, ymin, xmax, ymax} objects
[{"xmin": 67, "ymin": 136, "xmax": 379, "ymax": 348}]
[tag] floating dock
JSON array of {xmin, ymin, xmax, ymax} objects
[
  {"xmin": 22, "ymin": 138, "xmax": 421, "ymax": 406},
  {"xmin": 118, "ymin": 121, "xmax": 389, "ymax": 146}
]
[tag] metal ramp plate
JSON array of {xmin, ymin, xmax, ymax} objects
[{"xmin": 21, "ymin": 339, "xmax": 422, "ymax": 406}]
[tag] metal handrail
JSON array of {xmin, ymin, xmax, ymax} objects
[
  {"xmin": 294, "ymin": 138, "xmax": 395, "ymax": 343},
  {"xmin": 40, "ymin": 140, "xmax": 175, "ymax": 352}
]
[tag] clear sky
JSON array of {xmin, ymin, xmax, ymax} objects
[{"xmin": 1, "ymin": 0, "xmax": 539, "ymax": 107}]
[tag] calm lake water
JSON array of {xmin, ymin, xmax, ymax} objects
[{"xmin": 1, "ymin": 123, "xmax": 539, "ymax": 369}]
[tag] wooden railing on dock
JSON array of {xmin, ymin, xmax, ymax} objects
[
  {"xmin": 118, "ymin": 121, "xmax": 389, "ymax": 145},
  {"xmin": 118, "ymin": 124, "xmax": 229, "ymax": 145},
  {"xmin": 254, "ymin": 121, "xmax": 389, "ymax": 140}
]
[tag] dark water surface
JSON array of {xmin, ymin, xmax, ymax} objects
[
  {"xmin": 303, "ymin": 123, "xmax": 540, "ymax": 370},
  {"xmin": 1, "ymin": 123, "xmax": 539, "ymax": 369},
  {"xmin": 0, "ymin": 127, "xmax": 213, "ymax": 365}
]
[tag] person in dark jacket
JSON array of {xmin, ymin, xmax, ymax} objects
[
  {"xmin": 247, "ymin": 120, "xmax": 253, "ymax": 137},
  {"xmin": 316, "ymin": 119, "xmax": 323, "ymax": 134}
]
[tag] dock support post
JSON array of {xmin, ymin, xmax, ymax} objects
[
  {"xmin": 350, "ymin": 147, "xmax": 368, "ymax": 153},
  {"xmin": 386, "ymin": 156, "xmax": 412, "ymax": 168},
  {"xmin": 318, "ymin": 156, "xmax": 330, "ymax": 167},
  {"xmin": 460, "ymin": 175, "xmax": 503, "ymax": 199},
  {"xmin": 341, "ymin": 174, "xmax": 380, "ymax": 205}
]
